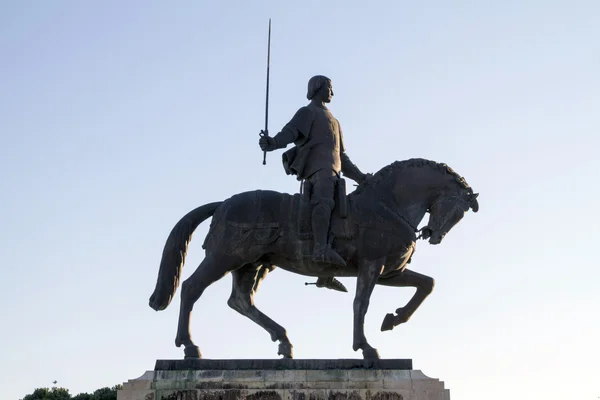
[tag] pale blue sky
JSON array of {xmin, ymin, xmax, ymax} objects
[{"xmin": 1, "ymin": 1, "xmax": 599, "ymax": 399}]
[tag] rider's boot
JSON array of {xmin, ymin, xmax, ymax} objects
[{"xmin": 311, "ymin": 203, "xmax": 346, "ymax": 267}]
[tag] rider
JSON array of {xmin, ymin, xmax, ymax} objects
[{"xmin": 259, "ymin": 75, "xmax": 369, "ymax": 290}]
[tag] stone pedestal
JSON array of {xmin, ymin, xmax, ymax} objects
[{"xmin": 118, "ymin": 359, "xmax": 450, "ymax": 400}]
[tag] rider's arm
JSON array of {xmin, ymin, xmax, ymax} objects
[
  {"xmin": 273, "ymin": 106, "xmax": 313, "ymax": 149},
  {"xmin": 338, "ymin": 122, "xmax": 367, "ymax": 184},
  {"xmin": 341, "ymin": 152, "xmax": 367, "ymax": 184},
  {"xmin": 273, "ymin": 124, "xmax": 301, "ymax": 149}
]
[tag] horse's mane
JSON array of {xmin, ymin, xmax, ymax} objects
[{"xmin": 353, "ymin": 158, "xmax": 473, "ymax": 195}]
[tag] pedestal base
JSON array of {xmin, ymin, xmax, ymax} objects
[{"xmin": 117, "ymin": 359, "xmax": 450, "ymax": 400}]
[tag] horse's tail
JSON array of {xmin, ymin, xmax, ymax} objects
[{"xmin": 149, "ymin": 201, "xmax": 222, "ymax": 311}]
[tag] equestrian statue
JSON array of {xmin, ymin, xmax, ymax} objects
[{"xmin": 148, "ymin": 75, "xmax": 479, "ymax": 361}]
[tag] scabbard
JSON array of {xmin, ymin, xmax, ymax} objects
[
  {"xmin": 302, "ymin": 179, "xmax": 312, "ymax": 203},
  {"xmin": 337, "ymin": 178, "xmax": 348, "ymax": 219}
]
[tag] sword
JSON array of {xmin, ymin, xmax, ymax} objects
[{"xmin": 260, "ymin": 18, "xmax": 271, "ymax": 165}]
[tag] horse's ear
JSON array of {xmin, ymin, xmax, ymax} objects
[{"xmin": 468, "ymin": 193, "xmax": 479, "ymax": 212}]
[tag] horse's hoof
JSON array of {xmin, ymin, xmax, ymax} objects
[
  {"xmin": 184, "ymin": 345, "xmax": 202, "ymax": 359},
  {"xmin": 381, "ymin": 313, "xmax": 395, "ymax": 331},
  {"xmin": 278, "ymin": 342, "xmax": 294, "ymax": 359},
  {"xmin": 394, "ymin": 307, "xmax": 410, "ymax": 324},
  {"xmin": 175, "ymin": 335, "xmax": 187, "ymax": 348},
  {"xmin": 362, "ymin": 347, "xmax": 381, "ymax": 360}
]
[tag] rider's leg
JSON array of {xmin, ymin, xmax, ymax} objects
[{"xmin": 309, "ymin": 170, "xmax": 346, "ymax": 268}]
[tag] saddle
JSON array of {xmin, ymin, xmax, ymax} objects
[
  {"xmin": 291, "ymin": 177, "xmax": 356, "ymax": 241},
  {"xmin": 204, "ymin": 187, "xmax": 357, "ymax": 255}
]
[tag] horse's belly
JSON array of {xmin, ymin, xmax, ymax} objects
[{"xmin": 269, "ymin": 251, "xmax": 358, "ymax": 278}]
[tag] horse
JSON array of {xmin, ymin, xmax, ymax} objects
[{"xmin": 149, "ymin": 158, "xmax": 479, "ymax": 360}]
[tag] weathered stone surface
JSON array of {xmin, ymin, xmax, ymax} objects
[
  {"xmin": 119, "ymin": 360, "xmax": 449, "ymax": 400},
  {"xmin": 154, "ymin": 359, "xmax": 413, "ymax": 371}
]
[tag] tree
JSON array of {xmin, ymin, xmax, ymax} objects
[
  {"xmin": 21, "ymin": 385, "xmax": 121, "ymax": 400},
  {"xmin": 71, "ymin": 394, "xmax": 92, "ymax": 400},
  {"xmin": 90, "ymin": 386, "xmax": 120, "ymax": 400},
  {"xmin": 22, "ymin": 387, "xmax": 71, "ymax": 400}
]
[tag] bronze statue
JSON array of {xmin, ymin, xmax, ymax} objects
[
  {"xmin": 149, "ymin": 157, "xmax": 479, "ymax": 360},
  {"xmin": 259, "ymin": 75, "xmax": 369, "ymax": 292}
]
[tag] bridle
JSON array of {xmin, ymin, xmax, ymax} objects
[
  {"xmin": 417, "ymin": 195, "xmax": 471, "ymax": 240},
  {"xmin": 378, "ymin": 192, "xmax": 478, "ymax": 241}
]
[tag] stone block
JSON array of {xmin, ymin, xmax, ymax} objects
[
  {"xmin": 264, "ymin": 369, "xmax": 307, "ymax": 384},
  {"xmin": 118, "ymin": 359, "xmax": 449, "ymax": 400},
  {"xmin": 306, "ymin": 369, "xmax": 348, "ymax": 382}
]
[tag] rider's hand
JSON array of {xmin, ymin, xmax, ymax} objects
[
  {"xmin": 359, "ymin": 172, "xmax": 373, "ymax": 184},
  {"xmin": 259, "ymin": 133, "xmax": 277, "ymax": 152}
]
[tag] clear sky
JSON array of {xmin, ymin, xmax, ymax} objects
[{"xmin": 1, "ymin": 1, "xmax": 599, "ymax": 399}]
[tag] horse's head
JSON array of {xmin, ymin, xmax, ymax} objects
[
  {"xmin": 421, "ymin": 191, "xmax": 479, "ymax": 245},
  {"xmin": 353, "ymin": 158, "xmax": 479, "ymax": 245}
]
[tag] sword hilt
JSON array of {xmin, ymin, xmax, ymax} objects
[{"xmin": 260, "ymin": 129, "xmax": 268, "ymax": 165}]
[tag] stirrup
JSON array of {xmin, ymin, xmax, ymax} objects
[{"xmin": 305, "ymin": 277, "xmax": 348, "ymax": 293}]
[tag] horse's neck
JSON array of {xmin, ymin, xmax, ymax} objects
[
  {"xmin": 399, "ymin": 202, "xmax": 428, "ymax": 230},
  {"xmin": 349, "ymin": 191, "xmax": 421, "ymax": 229},
  {"xmin": 350, "ymin": 164, "xmax": 455, "ymax": 229},
  {"xmin": 350, "ymin": 185, "xmax": 429, "ymax": 230},
  {"xmin": 393, "ymin": 186, "xmax": 432, "ymax": 228}
]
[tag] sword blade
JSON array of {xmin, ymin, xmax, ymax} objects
[{"xmin": 262, "ymin": 18, "xmax": 271, "ymax": 165}]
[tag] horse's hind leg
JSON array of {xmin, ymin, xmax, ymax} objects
[
  {"xmin": 378, "ymin": 268, "xmax": 435, "ymax": 331},
  {"xmin": 175, "ymin": 253, "xmax": 239, "ymax": 358},
  {"xmin": 228, "ymin": 263, "xmax": 293, "ymax": 358}
]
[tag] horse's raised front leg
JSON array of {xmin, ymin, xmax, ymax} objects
[
  {"xmin": 378, "ymin": 268, "xmax": 435, "ymax": 331},
  {"xmin": 228, "ymin": 263, "xmax": 293, "ymax": 358},
  {"xmin": 175, "ymin": 254, "xmax": 237, "ymax": 359},
  {"xmin": 352, "ymin": 257, "xmax": 385, "ymax": 360}
]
